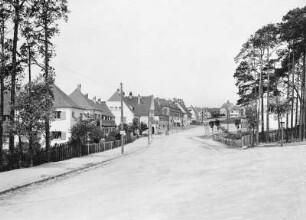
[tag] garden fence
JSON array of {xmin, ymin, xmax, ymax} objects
[{"xmin": 1, "ymin": 135, "xmax": 139, "ymax": 172}]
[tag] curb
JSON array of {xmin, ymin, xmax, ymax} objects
[{"xmin": 0, "ymin": 144, "xmax": 148, "ymax": 196}]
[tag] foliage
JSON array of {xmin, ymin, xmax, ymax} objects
[
  {"xmin": 140, "ymin": 122, "xmax": 148, "ymax": 134},
  {"xmin": 214, "ymin": 119, "xmax": 220, "ymax": 130},
  {"xmin": 131, "ymin": 118, "xmax": 140, "ymax": 135},
  {"xmin": 209, "ymin": 121, "xmax": 214, "ymax": 129},
  {"xmin": 245, "ymin": 106, "xmax": 258, "ymax": 130},
  {"xmin": 15, "ymin": 76, "xmax": 54, "ymax": 148},
  {"xmin": 106, "ymin": 129, "xmax": 121, "ymax": 142},
  {"xmin": 234, "ymin": 118, "xmax": 241, "ymax": 129},
  {"xmin": 70, "ymin": 119, "xmax": 104, "ymax": 145},
  {"xmin": 234, "ymin": 5, "xmax": 306, "ymax": 142}
]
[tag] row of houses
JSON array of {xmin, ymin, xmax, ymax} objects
[
  {"xmin": 51, "ymin": 84, "xmax": 193, "ymax": 145},
  {"xmin": 188, "ymin": 100, "xmax": 243, "ymax": 123},
  {"xmin": 1, "ymin": 85, "xmax": 242, "ymax": 147}
]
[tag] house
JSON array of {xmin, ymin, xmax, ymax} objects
[
  {"xmin": 230, "ymin": 106, "xmax": 241, "ymax": 118},
  {"xmin": 154, "ymin": 98, "xmax": 170, "ymax": 133},
  {"xmin": 69, "ymin": 84, "xmax": 116, "ymax": 133},
  {"xmin": 124, "ymin": 92, "xmax": 154, "ymax": 126},
  {"xmin": 154, "ymin": 98, "xmax": 184, "ymax": 130},
  {"xmin": 51, "ymin": 85, "xmax": 85, "ymax": 145},
  {"xmin": 220, "ymin": 100, "xmax": 235, "ymax": 118},
  {"xmin": 220, "ymin": 101, "xmax": 241, "ymax": 118},
  {"xmin": 106, "ymin": 91, "xmax": 155, "ymax": 132},
  {"xmin": 106, "ymin": 91, "xmax": 136, "ymax": 125},
  {"xmin": 188, "ymin": 106, "xmax": 198, "ymax": 122},
  {"xmin": 174, "ymin": 98, "xmax": 191, "ymax": 127}
]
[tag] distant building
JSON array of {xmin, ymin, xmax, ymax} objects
[
  {"xmin": 174, "ymin": 98, "xmax": 192, "ymax": 127},
  {"xmin": 69, "ymin": 84, "xmax": 116, "ymax": 134},
  {"xmin": 107, "ymin": 91, "xmax": 155, "ymax": 132},
  {"xmin": 220, "ymin": 100, "xmax": 241, "ymax": 118}
]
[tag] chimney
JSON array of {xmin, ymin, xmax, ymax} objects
[
  {"xmin": 98, "ymin": 98, "xmax": 101, "ymax": 103},
  {"xmin": 138, "ymin": 94, "xmax": 141, "ymax": 104},
  {"xmin": 129, "ymin": 92, "xmax": 133, "ymax": 99},
  {"xmin": 77, "ymin": 84, "xmax": 81, "ymax": 91},
  {"xmin": 84, "ymin": 93, "xmax": 88, "ymax": 99}
]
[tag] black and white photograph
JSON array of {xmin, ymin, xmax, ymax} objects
[{"xmin": 0, "ymin": 0, "xmax": 306, "ymax": 219}]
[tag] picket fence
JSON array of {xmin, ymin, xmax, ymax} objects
[{"xmin": 1, "ymin": 136, "xmax": 138, "ymax": 172}]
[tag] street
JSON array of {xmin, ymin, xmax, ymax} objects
[{"xmin": 1, "ymin": 126, "xmax": 306, "ymax": 220}]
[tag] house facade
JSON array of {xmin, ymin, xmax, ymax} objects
[
  {"xmin": 175, "ymin": 99, "xmax": 191, "ymax": 127},
  {"xmin": 51, "ymin": 85, "xmax": 85, "ymax": 145},
  {"xmin": 106, "ymin": 91, "xmax": 135, "ymax": 125},
  {"xmin": 69, "ymin": 85, "xmax": 116, "ymax": 133}
]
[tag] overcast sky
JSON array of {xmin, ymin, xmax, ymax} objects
[{"xmin": 51, "ymin": 0, "xmax": 305, "ymax": 107}]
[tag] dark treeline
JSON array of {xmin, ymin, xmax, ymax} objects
[
  {"xmin": 234, "ymin": 6, "xmax": 306, "ymax": 143},
  {"xmin": 0, "ymin": 0, "xmax": 68, "ymax": 169}
]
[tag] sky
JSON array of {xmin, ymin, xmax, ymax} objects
[{"xmin": 50, "ymin": 0, "xmax": 306, "ymax": 108}]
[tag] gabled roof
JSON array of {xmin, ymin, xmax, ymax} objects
[
  {"xmin": 108, "ymin": 91, "xmax": 121, "ymax": 102},
  {"xmin": 108, "ymin": 90, "xmax": 153, "ymax": 117},
  {"xmin": 97, "ymin": 102, "xmax": 114, "ymax": 117},
  {"xmin": 69, "ymin": 86, "xmax": 95, "ymax": 110},
  {"xmin": 125, "ymin": 95, "xmax": 153, "ymax": 117},
  {"xmin": 53, "ymin": 85, "xmax": 83, "ymax": 109}
]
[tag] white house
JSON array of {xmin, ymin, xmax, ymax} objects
[
  {"xmin": 106, "ymin": 91, "xmax": 135, "ymax": 125},
  {"xmin": 51, "ymin": 85, "xmax": 84, "ymax": 145},
  {"xmin": 69, "ymin": 84, "xmax": 116, "ymax": 133}
]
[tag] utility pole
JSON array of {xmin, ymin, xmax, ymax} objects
[
  {"xmin": 120, "ymin": 83, "xmax": 124, "ymax": 154},
  {"xmin": 148, "ymin": 109, "xmax": 151, "ymax": 145}
]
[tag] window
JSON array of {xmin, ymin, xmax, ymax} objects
[
  {"xmin": 72, "ymin": 111, "xmax": 76, "ymax": 118},
  {"xmin": 54, "ymin": 111, "xmax": 61, "ymax": 119},
  {"xmin": 52, "ymin": 131, "xmax": 61, "ymax": 139}
]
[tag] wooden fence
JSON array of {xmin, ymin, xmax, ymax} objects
[
  {"xmin": 1, "ymin": 136, "xmax": 139, "ymax": 172},
  {"xmin": 212, "ymin": 135, "xmax": 242, "ymax": 148}
]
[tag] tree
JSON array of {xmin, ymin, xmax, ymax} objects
[
  {"xmin": 131, "ymin": 118, "xmax": 140, "ymax": 135},
  {"xmin": 30, "ymin": 0, "xmax": 68, "ymax": 159},
  {"xmin": 140, "ymin": 122, "xmax": 148, "ymax": 135},
  {"xmin": 70, "ymin": 119, "xmax": 104, "ymax": 156},
  {"xmin": 209, "ymin": 120, "xmax": 214, "ymax": 133},
  {"xmin": 2, "ymin": 0, "xmax": 29, "ymax": 154},
  {"xmin": 235, "ymin": 118, "xmax": 241, "ymax": 130},
  {"xmin": 0, "ymin": 2, "xmax": 11, "ymax": 169},
  {"xmin": 280, "ymin": 6, "xmax": 306, "ymax": 140},
  {"xmin": 214, "ymin": 119, "xmax": 220, "ymax": 130},
  {"xmin": 15, "ymin": 76, "xmax": 54, "ymax": 166},
  {"xmin": 245, "ymin": 105, "xmax": 259, "ymax": 146}
]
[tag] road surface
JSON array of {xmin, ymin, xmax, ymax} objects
[{"xmin": 1, "ymin": 126, "xmax": 306, "ymax": 220}]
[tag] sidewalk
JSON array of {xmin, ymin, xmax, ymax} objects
[{"xmin": 0, "ymin": 136, "xmax": 153, "ymax": 195}]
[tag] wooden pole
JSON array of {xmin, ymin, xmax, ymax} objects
[{"xmin": 120, "ymin": 83, "xmax": 124, "ymax": 154}]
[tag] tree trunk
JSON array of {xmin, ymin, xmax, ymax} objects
[
  {"xmin": 286, "ymin": 71, "xmax": 290, "ymax": 142},
  {"xmin": 44, "ymin": 6, "xmax": 51, "ymax": 161},
  {"xmin": 299, "ymin": 53, "xmax": 305, "ymax": 141},
  {"xmin": 0, "ymin": 17, "xmax": 4, "ymax": 170},
  {"xmin": 266, "ymin": 47, "xmax": 270, "ymax": 142},
  {"xmin": 9, "ymin": 2, "xmax": 21, "ymax": 155},
  {"xmin": 29, "ymin": 131, "xmax": 33, "ymax": 167},
  {"xmin": 291, "ymin": 50, "xmax": 295, "ymax": 140},
  {"xmin": 303, "ymin": 53, "xmax": 306, "ymax": 139},
  {"xmin": 259, "ymin": 53, "xmax": 264, "ymax": 142}
]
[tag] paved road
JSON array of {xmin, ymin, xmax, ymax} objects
[{"xmin": 1, "ymin": 127, "xmax": 306, "ymax": 220}]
